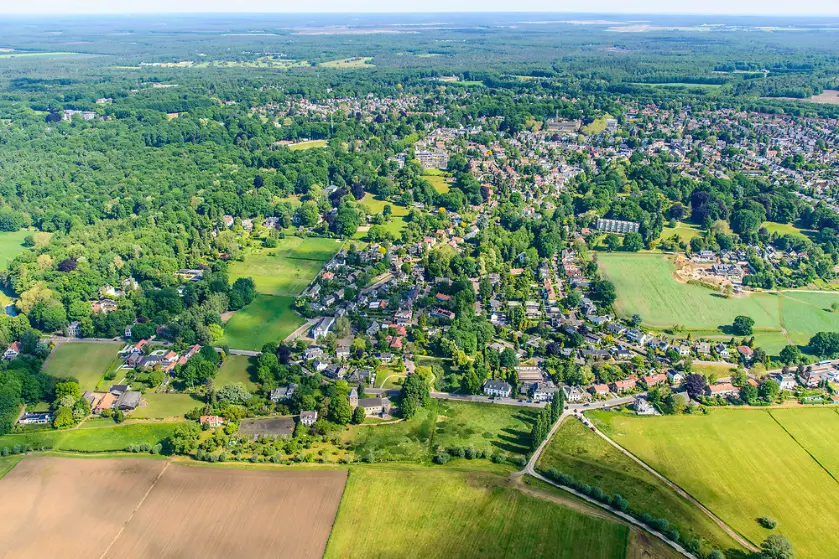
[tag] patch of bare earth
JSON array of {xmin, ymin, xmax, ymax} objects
[{"xmin": 0, "ymin": 457, "xmax": 347, "ymax": 559}]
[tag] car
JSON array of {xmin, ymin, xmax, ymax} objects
[{"xmin": 584, "ymin": 403, "xmax": 590, "ymax": 407}]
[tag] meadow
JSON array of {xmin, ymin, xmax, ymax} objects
[
  {"xmin": 357, "ymin": 193, "xmax": 410, "ymax": 237},
  {"xmin": 216, "ymin": 354, "xmax": 258, "ymax": 391},
  {"xmin": 219, "ymin": 295, "xmax": 305, "ymax": 350},
  {"xmin": 591, "ymin": 408, "xmax": 839, "ymax": 557},
  {"xmin": 0, "ymin": 422, "xmax": 178, "ymax": 452},
  {"xmin": 130, "ymin": 393, "xmax": 202, "ymax": 419},
  {"xmin": 288, "ymin": 139, "xmax": 328, "ymax": 150},
  {"xmin": 434, "ymin": 400, "xmax": 536, "ymax": 457},
  {"xmin": 42, "ymin": 342, "xmax": 122, "ymax": 391},
  {"xmin": 0, "ymin": 229, "xmax": 31, "ymax": 270},
  {"xmin": 423, "ymin": 173, "xmax": 451, "ymax": 194},
  {"xmin": 325, "ymin": 465, "xmax": 629, "ymax": 559},
  {"xmin": 319, "ymin": 57, "xmax": 374, "ymax": 69},
  {"xmin": 538, "ymin": 418, "xmax": 739, "ymax": 555},
  {"xmin": 658, "ymin": 221, "xmax": 701, "ymax": 243}
]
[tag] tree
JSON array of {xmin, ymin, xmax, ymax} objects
[
  {"xmin": 741, "ymin": 383, "xmax": 758, "ymax": 405},
  {"xmin": 499, "ymin": 347, "xmax": 518, "ymax": 369},
  {"xmin": 328, "ymin": 392, "xmax": 352, "ymax": 425},
  {"xmin": 809, "ymin": 332, "xmax": 839, "ymax": 357},
  {"xmin": 630, "ymin": 314, "xmax": 642, "ymax": 327},
  {"xmin": 352, "ymin": 405, "xmax": 366, "ymax": 425},
  {"xmin": 684, "ymin": 374, "xmax": 707, "ymax": 399},
  {"xmin": 779, "ymin": 345, "xmax": 802, "ymax": 365},
  {"xmin": 170, "ymin": 422, "xmax": 201, "ymax": 454},
  {"xmin": 760, "ymin": 534, "xmax": 794, "ymax": 559},
  {"xmin": 591, "ymin": 280, "xmax": 617, "ymax": 306},
  {"xmin": 229, "ymin": 277, "xmax": 256, "ymax": 310},
  {"xmin": 604, "ymin": 234, "xmax": 621, "ymax": 252},
  {"xmin": 52, "ymin": 407, "xmax": 74, "ymax": 428},
  {"xmin": 622, "ymin": 232, "xmax": 644, "ymax": 252},
  {"xmin": 731, "ymin": 315, "xmax": 755, "ymax": 336},
  {"xmin": 759, "ymin": 379, "xmax": 780, "ymax": 402}
]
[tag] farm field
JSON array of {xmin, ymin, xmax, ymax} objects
[
  {"xmin": 0, "ymin": 229, "xmax": 31, "ymax": 270},
  {"xmin": 325, "ymin": 465, "xmax": 629, "ymax": 559},
  {"xmin": 591, "ymin": 408, "xmax": 839, "ymax": 557},
  {"xmin": 216, "ymin": 354, "xmax": 258, "ymax": 391},
  {"xmin": 42, "ymin": 342, "xmax": 122, "ymax": 391},
  {"xmin": 538, "ymin": 418, "xmax": 738, "ymax": 554},
  {"xmin": 0, "ymin": 457, "xmax": 347, "ymax": 559},
  {"xmin": 778, "ymin": 291, "xmax": 839, "ymax": 346},
  {"xmin": 229, "ymin": 236, "xmax": 339, "ymax": 296},
  {"xmin": 131, "ymin": 393, "xmax": 201, "ymax": 419},
  {"xmin": 219, "ymin": 295, "xmax": 305, "ymax": 351},
  {"xmin": 0, "ymin": 421, "xmax": 178, "ymax": 452},
  {"xmin": 434, "ymin": 400, "xmax": 536, "ymax": 457}
]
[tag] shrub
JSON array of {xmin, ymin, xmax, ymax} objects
[
  {"xmin": 139, "ymin": 442, "xmax": 151, "ymax": 452},
  {"xmin": 249, "ymin": 454, "xmax": 258, "ymax": 463},
  {"xmin": 11, "ymin": 444, "xmax": 21, "ymax": 454},
  {"xmin": 151, "ymin": 443, "xmax": 162, "ymax": 455},
  {"xmin": 651, "ymin": 518, "xmax": 669, "ymax": 532},
  {"xmin": 591, "ymin": 487, "xmax": 607, "ymax": 502},
  {"xmin": 433, "ymin": 452, "xmax": 450, "ymax": 465},
  {"xmin": 558, "ymin": 473, "xmax": 576, "ymax": 486},
  {"xmin": 667, "ymin": 528, "xmax": 680, "ymax": 543},
  {"xmin": 1, "ymin": 446, "xmax": 8, "ymax": 456},
  {"xmin": 492, "ymin": 454, "xmax": 505, "ymax": 463},
  {"xmin": 612, "ymin": 493, "xmax": 629, "ymax": 512},
  {"xmin": 758, "ymin": 516, "xmax": 778, "ymax": 529},
  {"xmin": 464, "ymin": 446, "xmax": 475, "ymax": 459}
]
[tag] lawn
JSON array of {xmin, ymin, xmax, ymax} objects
[
  {"xmin": 42, "ymin": 342, "xmax": 122, "ymax": 391},
  {"xmin": 288, "ymin": 139, "xmax": 328, "ymax": 150},
  {"xmin": 216, "ymin": 355, "xmax": 258, "ymax": 391},
  {"xmin": 0, "ymin": 422, "xmax": 178, "ymax": 453},
  {"xmin": 689, "ymin": 362, "xmax": 738, "ymax": 379},
  {"xmin": 325, "ymin": 465, "xmax": 628, "ymax": 559},
  {"xmin": 357, "ymin": 193, "xmax": 410, "ymax": 238},
  {"xmin": 537, "ymin": 418, "xmax": 739, "ymax": 555},
  {"xmin": 229, "ymin": 236, "xmax": 340, "ymax": 296},
  {"xmin": 658, "ymin": 221, "xmax": 701, "ymax": 243},
  {"xmin": 0, "ymin": 229, "xmax": 32, "ymax": 270},
  {"xmin": 762, "ymin": 221, "xmax": 811, "ymax": 240},
  {"xmin": 219, "ymin": 295, "xmax": 305, "ymax": 351},
  {"xmin": 131, "ymin": 394, "xmax": 202, "ymax": 419},
  {"xmin": 598, "ymin": 253, "xmax": 780, "ymax": 330},
  {"xmin": 434, "ymin": 400, "xmax": 536, "ymax": 457},
  {"xmin": 424, "ymin": 174, "xmax": 451, "ymax": 194},
  {"xmin": 591, "ymin": 408, "xmax": 839, "ymax": 557},
  {"xmin": 350, "ymin": 402, "xmax": 437, "ymax": 462}
]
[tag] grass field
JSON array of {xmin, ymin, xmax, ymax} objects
[
  {"xmin": 424, "ymin": 174, "xmax": 451, "ymax": 194},
  {"xmin": 762, "ymin": 221, "xmax": 811, "ymax": 240},
  {"xmin": 0, "ymin": 229, "xmax": 32, "ymax": 270},
  {"xmin": 0, "ymin": 422, "xmax": 178, "ymax": 452},
  {"xmin": 0, "ymin": 51, "xmax": 81, "ymax": 59},
  {"xmin": 658, "ymin": 221, "xmax": 702, "ymax": 243},
  {"xmin": 319, "ymin": 57, "xmax": 374, "ymax": 69},
  {"xmin": 357, "ymin": 193, "xmax": 410, "ymax": 237},
  {"xmin": 351, "ymin": 402, "xmax": 437, "ymax": 462},
  {"xmin": 0, "ymin": 455, "xmax": 22, "ymax": 479},
  {"xmin": 538, "ymin": 418, "xmax": 738, "ymax": 554},
  {"xmin": 325, "ymin": 465, "xmax": 628, "ymax": 559},
  {"xmin": 591, "ymin": 408, "xmax": 839, "ymax": 557},
  {"xmin": 288, "ymin": 139, "xmax": 328, "ymax": 150},
  {"xmin": 42, "ymin": 342, "xmax": 121, "ymax": 390},
  {"xmin": 216, "ymin": 355, "xmax": 258, "ymax": 391},
  {"xmin": 630, "ymin": 82, "xmax": 722, "ymax": 90},
  {"xmin": 434, "ymin": 400, "xmax": 536, "ymax": 457},
  {"xmin": 131, "ymin": 394, "xmax": 202, "ymax": 419},
  {"xmin": 229, "ymin": 236, "xmax": 340, "ymax": 296},
  {"xmin": 599, "ymin": 252, "xmax": 839, "ymax": 353},
  {"xmin": 219, "ymin": 295, "xmax": 305, "ymax": 351}
]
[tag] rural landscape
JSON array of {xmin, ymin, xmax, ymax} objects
[{"xmin": 3, "ymin": 8, "xmax": 839, "ymax": 559}]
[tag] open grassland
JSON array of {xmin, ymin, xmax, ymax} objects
[
  {"xmin": 357, "ymin": 193, "xmax": 410, "ymax": 237},
  {"xmin": 288, "ymin": 139, "xmax": 328, "ymax": 150},
  {"xmin": 779, "ymin": 291, "xmax": 839, "ymax": 346},
  {"xmin": 769, "ymin": 408, "xmax": 839, "ymax": 477},
  {"xmin": 591, "ymin": 408, "xmax": 839, "ymax": 557},
  {"xmin": 434, "ymin": 400, "xmax": 536, "ymax": 457},
  {"xmin": 0, "ymin": 229, "xmax": 31, "ymax": 270},
  {"xmin": 424, "ymin": 174, "xmax": 451, "ymax": 193},
  {"xmin": 0, "ymin": 422, "xmax": 177, "ymax": 452},
  {"xmin": 131, "ymin": 393, "xmax": 201, "ymax": 419},
  {"xmin": 319, "ymin": 57, "xmax": 374, "ymax": 68},
  {"xmin": 229, "ymin": 236, "xmax": 339, "ymax": 296},
  {"xmin": 325, "ymin": 465, "xmax": 628, "ymax": 559},
  {"xmin": 0, "ymin": 457, "xmax": 346, "ymax": 559},
  {"xmin": 538, "ymin": 418, "xmax": 738, "ymax": 554},
  {"xmin": 762, "ymin": 221, "xmax": 812, "ymax": 239},
  {"xmin": 350, "ymin": 402, "xmax": 437, "ymax": 462},
  {"xmin": 42, "ymin": 342, "xmax": 122, "ymax": 390},
  {"xmin": 0, "ymin": 51, "xmax": 82, "ymax": 59},
  {"xmin": 219, "ymin": 295, "xmax": 305, "ymax": 351},
  {"xmin": 658, "ymin": 221, "xmax": 701, "ymax": 242},
  {"xmin": 216, "ymin": 354, "xmax": 258, "ymax": 391}
]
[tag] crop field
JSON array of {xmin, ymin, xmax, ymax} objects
[
  {"xmin": 434, "ymin": 400, "xmax": 536, "ymax": 457},
  {"xmin": 229, "ymin": 236, "xmax": 339, "ymax": 297},
  {"xmin": 0, "ymin": 422, "xmax": 178, "ymax": 452},
  {"xmin": 131, "ymin": 393, "xmax": 202, "ymax": 419},
  {"xmin": 219, "ymin": 295, "xmax": 305, "ymax": 351},
  {"xmin": 0, "ymin": 457, "xmax": 347, "ymax": 559},
  {"xmin": 538, "ymin": 418, "xmax": 738, "ymax": 554},
  {"xmin": 216, "ymin": 354, "xmax": 258, "ymax": 391},
  {"xmin": 591, "ymin": 408, "xmax": 839, "ymax": 557},
  {"xmin": 325, "ymin": 465, "xmax": 629, "ymax": 559},
  {"xmin": 42, "ymin": 342, "xmax": 122, "ymax": 390}
]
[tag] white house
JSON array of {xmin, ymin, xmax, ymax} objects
[{"xmin": 483, "ymin": 379, "xmax": 512, "ymax": 398}]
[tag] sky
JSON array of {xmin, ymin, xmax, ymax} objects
[{"xmin": 2, "ymin": 0, "xmax": 839, "ymax": 15}]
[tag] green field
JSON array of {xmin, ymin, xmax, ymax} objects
[
  {"xmin": 424, "ymin": 174, "xmax": 451, "ymax": 194},
  {"xmin": 351, "ymin": 402, "xmax": 437, "ymax": 462},
  {"xmin": 219, "ymin": 295, "xmax": 304, "ymax": 351},
  {"xmin": 762, "ymin": 221, "xmax": 811, "ymax": 240},
  {"xmin": 131, "ymin": 394, "xmax": 202, "ymax": 419},
  {"xmin": 216, "ymin": 355, "xmax": 258, "ymax": 391},
  {"xmin": 598, "ymin": 253, "xmax": 839, "ymax": 353},
  {"xmin": 229, "ymin": 236, "xmax": 340, "ymax": 296},
  {"xmin": 630, "ymin": 82, "xmax": 722, "ymax": 90},
  {"xmin": 42, "ymin": 342, "xmax": 121, "ymax": 391},
  {"xmin": 0, "ymin": 229, "xmax": 32, "ymax": 270},
  {"xmin": 538, "ymin": 418, "xmax": 738, "ymax": 554},
  {"xmin": 287, "ymin": 139, "xmax": 328, "ymax": 150},
  {"xmin": 591, "ymin": 408, "xmax": 839, "ymax": 557},
  {"xmin": 0, "ymin": 51, "xmax": 81, "ymax": 59},
  {"xmin": 658, "ymin": 221, "xmax": 702, "ymax": 243},
  {"xmin": 319, "ymin": 57, "xmax": 374, "ymax": 69},
  {"xmin": 357, "ymin": 193, "xmax": 410, "ymax": 237},
  {"xmin": 435, "ymin": 400, "xmax": 536, "ymax": 457},
  {"xmin": 0, "ymin": 455, "xmax": 23, "ymax": 479},
  {"xmin": 0, "ymin": 422, "xmax": 178, "ymax": 453},
  {"xmin": 325, "ymin": 465, "xmax": 628, "ymax": 559}
]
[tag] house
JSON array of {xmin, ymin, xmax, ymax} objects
[
  {"xmin": 110, "ymin": 384, "xmax": 130, "ymax": 395},
  {"xmin": 200, "ymin": 415, "xmax": 224, "ymax": 427},
  {"xmin": 115, "ymin": 390, "xmax": 142, "ymax": 411},
  {"xmin": 336, "ymin": 346, "xmax": 351, "ymax": 360},
  {"xmin": 696, "ymin": 342, "xmax": 712, "ymax": 356},
  {"xmin": 643, "ymin": 373, "xmax": 667, "ymax": 388},
  {"xmin": 737, "ymin": 346, "xmax": 754, "ymax": 361},
  {"xmin": 677, "ymin": 345, "xmax": 692, "ymax": 357},
  {"xmin": 311, "ymin": 316, "xmax": 335, "ymax": 339},
  {"xmin": 533, "ymin": 381, "xmax": 558, "ymax": 402},
  {"xmin": 483, "ymin": 379, "xmax": 512, "ymax": 398},
  {"xmin": 67, "ymin": 321, "xmax": 82, "ymax": 337},
  {"xmin": 323, "ymin": 364, "xmax": 348, "ymax": 380},
  {"xmin": 706, "ymin": 383, "xmax": 738, "ymax": 398},
  {"xmin": 561, "ymin": 384, "xmax": 585, "ymax": 403},
  {"xmin": 376, "ymin": 352, "xmax": 393, "ymax": 363},
  {"xmin": 516, "ymin": 366, "xmax": 546, "ymax": 384},
  {"xmin": 300, "ymin": 411, "xmax": 318, "ymax": 426},
  {"xmin": 18, "ymin": 412, "xmax": 52, "ymax": 425},
  {"xmin": 634, "ymin": 395, "xmax": 657, "ymax": 416},
  {"xmin": 800, "ymin": 368, "xmax": 827, "ymax": 388},
  {"xmin": 590, "ymin": 383, "xmax": 610, "ymax": 397},
  {"xmin": 666, "ymin": 370, "xmax": 684, "ymax": 385},
  {"xmin": 626, "ymin": 329, "xmax": 647, "ymax": 346},
  {"xmin": 610, "ymin": 378, "xmax": 638, "ymax": 393},
  {"xmin": 304, "ymin": 347, "xmax": 325, "ymax": 361},
  {"xmin": 94, "ymin": 393, "xmax": 117, "ymax": 414},
  {"xmin": 348, "ymin": 368, "xmax": 376, "ymax": 385},
  {"xmin": 349, "ymin": 389, "xmax": 392, "ymax": 417},
  {"xmin": 715, "ymin": 344, "xmax": 730, "ymax": 359},
  {"xmin": 4, "ymin": 341, "xmax": 21, "ymax": 360},
  {"xmin": 270, "ymin": 384, "xmax": 298, "ymax": 402}
]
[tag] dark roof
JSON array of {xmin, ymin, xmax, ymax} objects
[{"xmin": 239, "ymin": 417, "xmax": 295, "ymax": 438}]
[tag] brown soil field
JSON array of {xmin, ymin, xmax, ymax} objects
[{"xmin": 0, "ymin": 457, "xmax": 347, "ymax": 559}]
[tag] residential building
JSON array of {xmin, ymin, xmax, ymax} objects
[
  {"xmin": 300, "ymin": 411, "xmax": 318, "ymax": 426},
  {"xmin": 311, "ymin": 316, "xmax": 335, "ymax": 340},
  {"xmin": 634, "ymin": 395, "xmax": 657, "ymax": 416},
  {"xmin": 483, "ymin": 379, "xmax": 513, "ymax": 398},
  {"xmin": 706, "ymin": 383, "xmax": 738, "ymax": 398},
  {"xmin": 4, "ymin": 341, "xmax": 21, "ymax": 360},
  {"xmin": 610, "ymin": 377, "xmax": 638, "ymax": 393}
]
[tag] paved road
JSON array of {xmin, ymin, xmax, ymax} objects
[{"xmin": 284, "ymin": 318, "xmax": 320, "ymax": 343}]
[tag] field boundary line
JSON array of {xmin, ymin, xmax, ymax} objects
[
  {"xmin": 768, "ymin": 410, "xmax": 839, "ymax": 485},
  {"xmin": 99, "ymin": 460, "xmax": 171, "ymax": 559},
  {"xmin": 582, "ymin": 419, "xmax": 758, "ymax": 552}
]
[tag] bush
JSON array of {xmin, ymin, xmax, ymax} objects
[
  {"xmin": 650, "ymin": 518, "xmax": 669, "ymax": 532},
  {"xmin": 433, "ymin": 452, "xmax": 450, "ymax": 465},
  {"xmin": 151, "ymin": 443, "xmax": 162, "ymax": 455},
  {"xmin": 0, "ymin": 446, "xmax": 8, "ymax": 456},
  {"xmin": 758, "ymin": 516, "xmax": 778, "ymax": 529},
  {"xmin": 492, "ymin": 453, "xmax": 505, "ymax": 464},
  {"xmin": 11, "ymin": 444, "xmax": 21, "ymax": 454},
  {"xmin": 612, "ymin": 493, "xmax": 629, "ymax": 512},
  {"xmin": 667, "ymin": 528, "xmax": 680, "ymax": 542},
  {"xmin": 591, "ymin": 487, "xmax": 607, "ymax": 502},
  {"xmin": 139, "ymin": 442, "xmax": 151, "ymax": 452},
  {"xmin": 558, "ymin": 473, "xmax": 576, "ymax": 486},
  {"xmin": 464, "ymin": 446, "xmax": 475, "ymax": 459}
]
